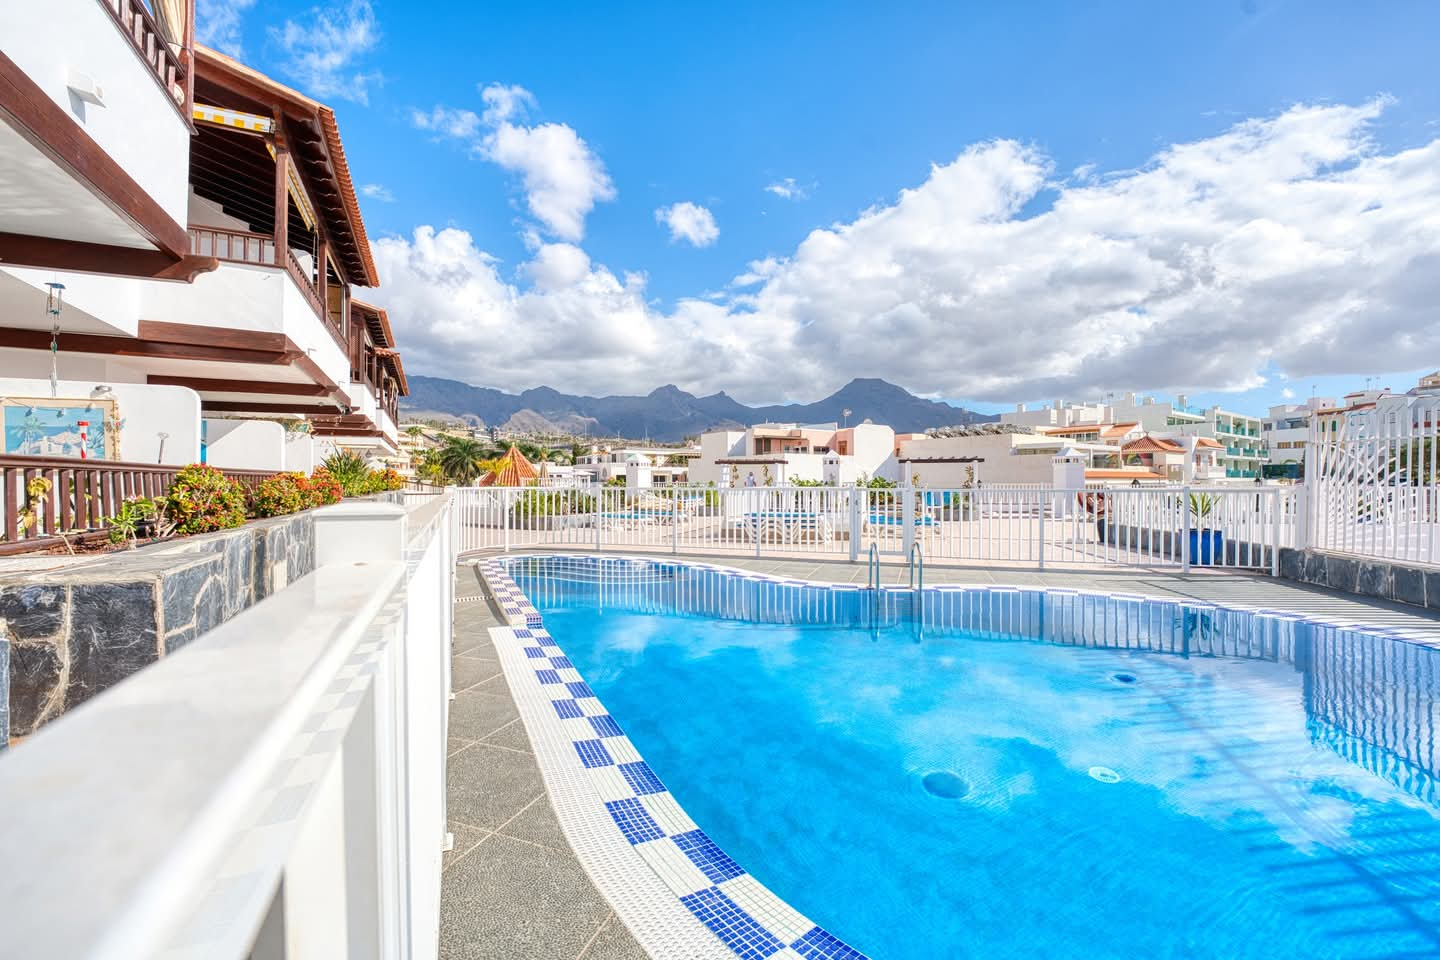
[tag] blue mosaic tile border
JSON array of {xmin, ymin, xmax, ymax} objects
[{"xmin": 479, "ymin": 558, "xmax": 871, "ymax": 960}]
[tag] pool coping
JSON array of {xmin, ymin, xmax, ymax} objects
[{"xmin": 475, "ymin": 552, "xmax": 1440, "ymax": 960}]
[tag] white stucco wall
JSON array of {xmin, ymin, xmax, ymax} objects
[
  {"xmin": 4, "ymin": 0, "xmax": 190, "ymax": 228},
  {"xmin": 284, "ymin": 432, "xmax": 319, "ymax": 473},
  {"xmin": 850, "ymin": 424, "xmax": 897, "ymax": 478},
  {"xmin": 690, "ymin": 430, "xmax": 745, "ymax": 485},
  {"xmin": 0, "ymin": 377, "xmax": 200, "ymax": 464},
  {"xmin": 204, "ymin": 418, "xmax": 285, "ymax": 472}
]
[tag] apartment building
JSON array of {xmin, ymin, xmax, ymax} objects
[
  {"xmin": 690, "ymin": 422, "xmax": 898, "ymax": 485},
  {"xmin": 0, "ymin": 12, "xmax": 407, "ymax": 470},
  {"xmin": 1003, "ymin": 393, "xmax": 1268, "ymax": 479}
]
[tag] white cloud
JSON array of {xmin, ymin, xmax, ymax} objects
[
  {"xmin": 482, "ymin": 119, "xmax": 616, "ymax": 241},
  {"xmin": 270, "ymin": 0, "xmax": 381, "ymax": 104},
  {"xmin": 655, "ymin": 202, "xmax": 720, "ymax": 247},
  {"xmin": 411, "ymin": 105, "xmax": 482, "ymax": 140},
  {"xmin": 1281, "ymin": 387, "xmax": 1296, "ymax": 399},
  {"xmin": 480, "ymin": 83, "xmax": 536, "ymax": 125},
  {"xmin": 413, "ymin": 84, "xmax": 614, "ymax": 242},
  {"xmin": 375, "ymin": 100, "xmax": 1440, "ymax": 403},
  {"xmin": 196, "ymin": 0, "xmax": 255, "ymax": 57},
  {"xmin": 764, "ymin": 177, "xmax": 809, "ymax": 201},
  {"xmin": 360, "ymin": 183, "xmax": 394, "ymax": 202}
]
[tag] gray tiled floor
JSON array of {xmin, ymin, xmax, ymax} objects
[
  {"xmin": 442, "ymin": 572, "xmax": 649, "ymax": 960},
  {"xmin": 441, "ymin": 553, "xmax": 1440, "ymax": 959}
]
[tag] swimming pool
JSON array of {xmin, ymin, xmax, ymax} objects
[{"xmin": 493, "ymin": 556, "xmax": 1440, "ymax": 960}]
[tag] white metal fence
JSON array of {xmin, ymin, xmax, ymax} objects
[
  {"xmin": 0, "ymin": 495, "xmax": 456, "ymax": 960},
  {"xmin": 1308, "ymin": 395, "xmax": 1440, "ymax": 565},
  {"xmin": 454, "ymin": 484, "xmax": 1297, "ymax": 571}
]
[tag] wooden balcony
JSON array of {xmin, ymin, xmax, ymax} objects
[
  {"xmin": 188, "ymin": 226, "xmax": 346, "ymax": 352},
  {"xmin": 100, "ymin": 0, "xmax": 192, "ymax": 122}
]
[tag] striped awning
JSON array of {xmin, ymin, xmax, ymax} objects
[{"xmin": 193, "ymin": 103, "xmax": 272, "ymax": 133}]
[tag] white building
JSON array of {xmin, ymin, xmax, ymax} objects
[
  {"xmin": 574, "ymin": 445, "xmax": 700, "ymax": 485},
  {"xmin": 690, "ymin": 422, "xmax": 898, "ymax": 486},
  {"xmin": 1004, "ymin": 393, "xmax": 1269, "ymax": 480},
  {"xmin": 0, "ymin": 30, "xmax": 408, "ymax": 473},
  {"xmin": 1261, "ymin": 397, "xmax": 1335, "ymax": 473}
]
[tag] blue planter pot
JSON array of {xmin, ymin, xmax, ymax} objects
[{"xmin": 1189, "ymin": 529, "xmax": 1224, "ymax": 565}]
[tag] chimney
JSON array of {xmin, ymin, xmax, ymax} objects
[
  {"xmin": 1177, "ymin": 394, "xmax": 1188, "ymax": 408},
  {"xmin": 1124, "ymin": 392, "xmax": 1136, "ymax": 405},
  {"xmin": 1016, "ymin": 402, "xmax": 1026, "ymax": 413}
]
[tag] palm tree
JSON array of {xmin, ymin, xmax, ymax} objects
[{"xmin": 437, "ymin": 437, "xmax": 489, "ymax": 485}]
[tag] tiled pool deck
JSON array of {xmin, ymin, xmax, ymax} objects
[{"xmin": 442, "ymin": 553, "xmax": 1440, "ymax": 960}]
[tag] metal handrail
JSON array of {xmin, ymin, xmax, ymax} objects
[
  {"xmin": 908, "ymin": 541, "xmax": 924, "ymax": 641},
  {"xmin": 867, "ymin": 542, "xmax": 880, "ymax": 629}
]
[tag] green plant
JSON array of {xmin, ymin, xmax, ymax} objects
[
  {"xmin": 1187, "ymin": 492, "xmax": 1216, "ymax": 527},
  {"xmin": 323, "ymin": 450, "xmax": 372, "ymax": 496},
  {"xmin": 793, "ymin": 478, "xmax": 824, "ymax": 487},
  {"xmin": 251, "ymin": 473, "xmax": 306, "ymax": 517},
  {"xmin": 307, "ymin": 467, "xmax": 344, "ymax": 507},
  {"xmin": 603, "ymin": 475, "xmax": 627, "ymax": 487},
  {"xmin": 16, "ymin": 475, "xmax": 52, "ymax": 536},
  {"xmin": 511, "ymin": 489, "xmax": 596, "ymax": 520},
  {"xmin": 106, "ymin": 496, "xmax": 171, "ymax": 545},
  {"xmin": 166, "ymin": 464, "xmax": 246, "ymax": 534},
  {"xmin": 437, "ymin": 437, "xmax": 489, "ymax": 485}
]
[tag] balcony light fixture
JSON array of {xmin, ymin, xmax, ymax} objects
[{"xmin": 45, "ymin": 282, "xmax": 65, "ymax": 398}]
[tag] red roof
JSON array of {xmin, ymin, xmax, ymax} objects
[
  {"xmin": 1085, "ymin": 469, "xmax": 1166, "ymax": 480},
  {"xmin": 1043, "ymin": 422, "xmax": 1139, "ymax": 439},
  {"xmin": 480, "ymin": 445, "xmax": 539, "ymax": 486},
  {"xmin": 1122, "ymin": 436, "xmax": 1184, "ymax": 454},
  {"xmin": 1194, "ymin": 437, "xmax": 1223, "ymax": 448}
]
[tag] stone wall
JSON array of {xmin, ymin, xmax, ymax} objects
[
  {"xmin": 1277, "ymin": 548, "xmax": 1440, "ymax": 613},
  {"xmin": 0, "ymin": 512, "xmax": 314, "ymax": 743}
]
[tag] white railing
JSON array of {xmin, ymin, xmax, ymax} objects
[
  {"xmin": 0, "ymin": 495, "xmax": 455, "ymax": 960},
  {"xmin": 1309, "ymin": 395, "xmax": 1440, "ymax": 566},
  {"xmin": 454, "ymin": 484, "xmax": 1297, "ymax": 571}
]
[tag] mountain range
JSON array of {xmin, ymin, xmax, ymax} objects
[{"xmin": 400, "ymin": 376, "xmax": 998, "ymax": 441}]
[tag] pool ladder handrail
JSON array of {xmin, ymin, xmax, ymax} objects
[
  {"xmin": 908, "ymin": 542, "xmax": 924, "ymax": 641},
  {"xmin": 867, "ymin": 543, "xmax": 880, "ymax": 629}
]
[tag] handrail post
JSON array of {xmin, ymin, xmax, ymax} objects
[{"xmin": 1181, "ymin": 485, "xmax": 1191, "ymax": 573}]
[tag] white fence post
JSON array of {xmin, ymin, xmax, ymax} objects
[
  {"xmin": 1181, "ymin": 486, "xmax": 1191, "ymax": 573},
  {"xmin": 901, "ymin": 485, "xmax": 916, "ymax": 557},
  {"xmin": 849, "ymin": 487, "xmax": 862, "ymax": 562}
]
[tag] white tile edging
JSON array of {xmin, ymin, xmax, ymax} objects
[{"xmin": 480, "ymin": 560, "xmax": 860, "ymax": 960}]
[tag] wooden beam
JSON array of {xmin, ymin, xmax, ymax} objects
[
  {"xmin": 137, "ymin": 320, "xmax": 288, "ymax": 352},
  {"xmin": 201, "ymin": 400, "xmax": 341, "ymax": 415},
  {"xmin": 273, "ymin": 143, "xmax": 289, "ymax": 262},
  {"xmin": 147, "ymin": 375, "xmax": 330, "ymax": 397},
  {"xmin": 0, "ymin": 51, "xmax": 189, "ymax": 259},
  {"xmin": 0, "ymin": 327, "xmax": 291, "ymax": 366},
  {"xmin": 0, "ymin": 234, "xmax": 217, "ymax": 282},
  {"xmin": 310, "ymin": 427, "xmax": 384, "ymax": 438}
]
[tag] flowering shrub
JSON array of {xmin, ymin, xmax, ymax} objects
[
  {"xmin": 307, "ymin": 466, "xmax": 343, "ymax": 506},
  {"xmin": 250, "ymin": 473, "xmax": 305, "ymax": 517},
  {"xmin": 321, "ymin": 451, "xmax": 408, "ymax": 496},
  {"xmin": 166, "ymin": 464, "xmax": 246, "ymax": 534}
]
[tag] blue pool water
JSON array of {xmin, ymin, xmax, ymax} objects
[{"xmin": 507, "ymin": 558, "xmax": 1440, "ymax": 960}]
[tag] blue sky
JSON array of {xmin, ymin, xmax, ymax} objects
[{"xmin": 201, "ymin": 0, "xmax": 1440, "ymax": 413}]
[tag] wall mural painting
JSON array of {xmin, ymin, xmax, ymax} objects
[{"xmin": 1, "ymin": 398, "xmax": 119, "ymax": 460}]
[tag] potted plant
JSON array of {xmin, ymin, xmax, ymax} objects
[{"xmin": 1187, "ymin": 493, "xmax": 1224, "ymax": 565}]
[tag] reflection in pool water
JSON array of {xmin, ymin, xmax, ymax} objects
[{"xmin": 508, "ymin": 556, "xmax": 1440, "ymax": 960}]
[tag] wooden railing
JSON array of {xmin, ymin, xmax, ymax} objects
[
  {"xmin": 0, "ymin": 455, "xmax": 273, "ymax": 556},
  {"xmin": 188, "ymin": 226, "xmax": 276, "ymax": 266},
  {"xmin": 187, "ymin": 228, "xmax": 348, "ymax": 351},
  {"xmin": 284, "ymin": 247, "xmax": 326, "ymax": 320},
  {"xmin": 100, "ymin": 0, "xmax": 191, "ymax": 120}
]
